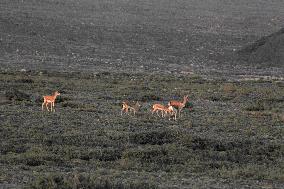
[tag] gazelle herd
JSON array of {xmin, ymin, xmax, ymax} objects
[
  {"xmin": 42, "ymin": 91, "xmax": 190, "ymax": 121},
  {"xmin": 121, "ymin": 95, "xmax": 190, "ymax": 121}
]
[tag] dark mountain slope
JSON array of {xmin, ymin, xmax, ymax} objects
[{"xmin": 238, "ymin": 28, "xmax": 284, "ymax": 67}]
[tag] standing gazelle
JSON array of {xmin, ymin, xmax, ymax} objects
[
  {"xmin": 121, "ymin": 101, "xmax": 141, "ymax": 116},
  {"xmin": 129, "ymin": 101, "xmax": 141, "ymax": 115},
  {"xmin": 42, "ymin": 91, "xmax": 60, "ymax": 112},
  {"xmin": 168, "ymin": 95, "xmax": 189, "ymax": 117}
]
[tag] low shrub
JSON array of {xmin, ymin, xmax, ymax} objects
[
  {"xmin": 5, "ymin": 89, "xmax": 31, "ymax": 101},
  {"xmin": 129, "ymin": 129, "xmax": 178, "ymax": 145},
  {"xmin": 141, "ymin": 94, "xmax": 163, "ymax": 102},
  {"xmin": 29, "ymin": 173, "xmax": 158, "ymax": 189},
  {"xmin": 245, "ymin": 101, "xmax": 265, "ymax": 111}
]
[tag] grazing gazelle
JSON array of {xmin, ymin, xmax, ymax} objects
[
  {"xmin": 168, "ymin": 95, "xmax": 189, "ymax": 117},
  {"xmin": 121, "ymin": 101, "xmax": 141, "ymax": 115},
  {"xmin": 42, "ymin": 91, "xmax": 60, "ymax": 112},
  {"xmin": 121, "ymin": 101, "xmax": 129, "ymax": 115},
  {"xmin": 152, "ymin": 103, "xmax": 177, "ymax": 120},
  {"xmin": 151, "ymin": 103, "xmax": 167, "ymax": 117}
]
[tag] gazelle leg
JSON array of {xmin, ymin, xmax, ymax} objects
[
  {"xmin": 46, "ymin": 103, "xmax": 50, "ymax": 111},
  {"xmin": 164, "ymin": 111, "xmax": 168, "ymax": 118},
  {"xmin": 53, "ymin": 102, "xmax": 55, "ymax": 112},
  {"xmin": 42, "ymin": 102, "xmax": 45, "ymax": 111},
  {"xmin": 122, "ymin": 107, "xmax": 128, "ymax": 115},
  {"xmin": 121, "ymin": 106, "xmax": 125, "ymax": 115},
  {"xmin": 153, "ymin": 110, "xmax": 158, "ymax": 117},
  {"xmin": 129, "ymin": 108, "xmax": 132, "ymax": 115},
  {"xmin": 156, "ymin": 111, "xmax": 160, "ymax": 117}
]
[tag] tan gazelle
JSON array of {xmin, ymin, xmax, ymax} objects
[{"xmin": 42, "ymin": 91, "xmax": 60, "ymax": 112}]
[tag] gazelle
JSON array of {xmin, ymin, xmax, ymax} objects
[
  {"xmin": 163, "ymin": 105, "xmax": 177, "ymax": 120},
  {"xmin": 151, "ymin": 103, "xmax": 167, "ymax": 117},
  {"xmin": 129, "ymin": 101, "xmax": 141, "ymax": 115},
  {"xmin": 121, "ymin": 101, "xmax": 129, "ymax": 115},
  {"xmin": 168, "ymin": 95, "xmax": 189, "ymax": 117},
  {"xmin": 152, "ymin": 103, "xmax": 177, "ymax": 120},
  {"xmin": 42, "ymin": 91, "xmax": 60, "ymax": 112},
  {"xmin": 121, "ymin": 101, "xmax": 141, "ymax": 115}
]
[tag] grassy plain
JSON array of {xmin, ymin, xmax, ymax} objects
[
  {"xmin": 1, "ymin": 0, "xmax": 284, "ymax": 188},
  {"xmin": 0, "ymin": 70, "xmax": 283, "ymax": 188}
]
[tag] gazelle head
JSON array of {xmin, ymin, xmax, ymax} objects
[
  {"xmin": 183, "ymin": 95, "xmax": 189, "ymax": 102},
  {"xmin": 54, "ymin": 91, "xmax": 60, "ymax": 96}
]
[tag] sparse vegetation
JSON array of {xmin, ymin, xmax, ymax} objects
[
  {"xmin": 1, "ymin": 0, "xmax": 284, "ymax": 188},
  {"xmin": 0, "ymin": 71, "xmax": 283, "ymax": 188}
]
